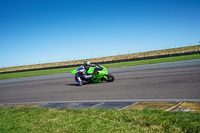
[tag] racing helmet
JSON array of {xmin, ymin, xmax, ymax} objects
[{"xmin": 83, "ymin": 61, "xmax": 90, "ymax": 70}]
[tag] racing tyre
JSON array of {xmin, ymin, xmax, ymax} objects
[{"xmin": 106, "ymin": 73, "xmax": 114, "ymax": 82}]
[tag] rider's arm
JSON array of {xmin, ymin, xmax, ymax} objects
[
  {"xmin": 91, "ymin": 64, "xmax": 103, "ymax": 70},
  {"xmin": 90, "ymin": 64, "xmax": 96, "ymax": 67}
]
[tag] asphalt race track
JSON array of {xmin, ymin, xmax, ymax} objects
[{"xmin": 0, "ymin": 59, "xmax": 200, "ymax": 105}]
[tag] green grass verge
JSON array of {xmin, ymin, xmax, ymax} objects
[
  {"xmin": 0, "ymin": 67, "xmax": 78, "ymax": 80},
  {"xmin": 1, "ymin": 54, "xmax": 200, "ymax": 80},
  {"xmin": 0, "ymin": 108, "xmax": 199, "ymax": 133},
  {"xmin": 103, "ymin": 54, "xmax": 200, "ymax": 68}
]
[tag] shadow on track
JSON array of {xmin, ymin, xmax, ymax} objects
[
  {"xmin": 66, "ymin": 82, "xmax": 110, "ymax": 86},
  {"xmin": 66, "ymin": 84, "xmax": 79, "ymax": 86}
]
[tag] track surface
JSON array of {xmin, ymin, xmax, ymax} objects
[{"xmin": 0, "ymin": 60, "xmax": 200, "ymax": 104}]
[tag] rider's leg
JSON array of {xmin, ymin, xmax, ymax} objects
[{"xmin": 76, "ymin": 73, "xmax": 83, "ymax": 85}]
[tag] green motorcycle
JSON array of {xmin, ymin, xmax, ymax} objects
[{"xmin": 71, "ymin": 65, "xmax": 114, "ymax": 86}]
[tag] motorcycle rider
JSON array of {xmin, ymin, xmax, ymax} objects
[
  {"xmin": 76, "ymin": 61, "xmax": 104, "ymax": 85},
  {"xmin": 83, "ymin": 61, "xmax": 103, "ymax": 74}
]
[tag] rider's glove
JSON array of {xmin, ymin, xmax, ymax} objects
[
  {"xmin": 94, "ymin": 69, "xmax": 99, "ymax": 75},
  {"xmin": 95, "ymin": 71, "xmax": 99, "ymax": 75}
]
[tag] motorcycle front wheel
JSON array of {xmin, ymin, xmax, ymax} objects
[{"xmin": 105, "ymin": 73, "xmax": 114, "ymax": 82}]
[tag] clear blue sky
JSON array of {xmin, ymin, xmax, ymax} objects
[{"xmin": 0, "ymin": 0, "xmax": 199, "ymax": 68}]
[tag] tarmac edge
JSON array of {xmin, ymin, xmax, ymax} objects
[{"xmin": 0, "ymin": 101, "xmax": 200, "ymax": 112}]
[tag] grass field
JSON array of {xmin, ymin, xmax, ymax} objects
[
  {"xmin": 0, "ymin": 108, "xmax": 199, "ymax": 133},
  {"xmin": 0, "ymin": 54, "xmax": 200, "ymax": 80}
]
